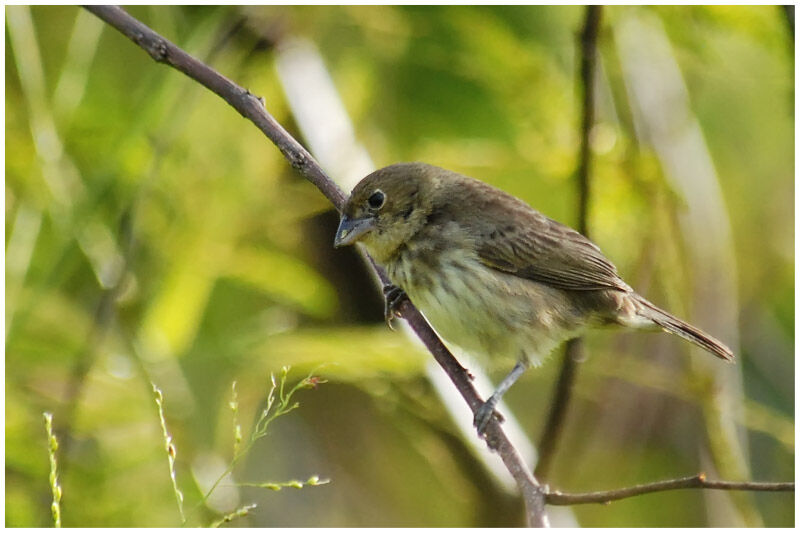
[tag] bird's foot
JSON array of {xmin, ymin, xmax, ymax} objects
[
  {"xmin": 473, "ymin": 396, "xmax": 504, "ymax": 436},
  {"xmin": 382, "ymin": 285, "xmax": 408, "ymax": 330}
]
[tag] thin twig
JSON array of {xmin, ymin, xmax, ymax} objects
[
  {"xmin": 545, "ymin": 473, "xmax": 794, "ymax": 505},
  {"xmin": 43, "ymin": 412, "xmax": 63, "ymax": 528},
  {"xmin": 536, "ymin": 5, "xmax": 601, "ymax": 481},
  {"xmin": 534, "ymin": 338, "xmax": 583, "ymax": 480},
  {"xmin": 151, "ymin": 383, "xmax": 186, "ymax": 524},
  {"xmin": 575, "ymin": 6, "xmax": 601, "ymax": 240},
  {"xmin": 209, "ymin": 503, "xmax": 257, "ymax": 528}
]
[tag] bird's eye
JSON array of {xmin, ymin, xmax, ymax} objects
[{"xmin": 367, "ymin": 190, "xmax": 385, "ymax": 209}]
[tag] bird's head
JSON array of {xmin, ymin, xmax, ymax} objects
[{"xmin": 334, "ymin": 163, "xmax": 437, "ymax": 262}]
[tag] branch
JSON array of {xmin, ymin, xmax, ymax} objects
[
  {"xmin": 575, "ymin": 6, "xmax": 602, "ymax": 241},
  {"xmin": 83, "ymin": 5, "xmax": 548, "ymax": 527},
  {"xmin": 536, "ymin": 5, "xmax": 601, "ymax": 481},
  {"xmin": 545, "ymin": 473, "xmax": 794, "ymax": 506}
]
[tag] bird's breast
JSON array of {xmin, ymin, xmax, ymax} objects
[{"xmin": 384, "ymin": 239, "xmax": 585, "ymax": 365}]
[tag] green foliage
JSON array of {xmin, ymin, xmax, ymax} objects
[{"xmin": 6, "ymin": 5, "xmax": 793, "ymax": 527}]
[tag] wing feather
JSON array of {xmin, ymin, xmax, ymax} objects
[{"xmin": 451, "ymin": 179, "xmax": 629, "ymax": 292}]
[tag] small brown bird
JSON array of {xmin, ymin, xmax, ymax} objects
[{"xmin": 334, "ymin": 162, "xmax": 733, "ymax": 434}]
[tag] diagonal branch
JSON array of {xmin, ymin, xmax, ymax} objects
[
  {"xmin": 83, "ymin": 5, "xmax": 548, "ymax": 527},
  {"xmin": 536, "ymin": 5, "xmax": 602, "ymax": 481},
  {"xmin": 545, "ymin": 473, "xmax": 794, "ymax": 505}
]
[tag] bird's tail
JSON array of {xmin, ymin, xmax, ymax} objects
[{"xmin": 632, "ymin": 294, "xmax": 734, "ymax": 362}]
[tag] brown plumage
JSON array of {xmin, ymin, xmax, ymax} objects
[{"xmin": 334, "ymin": 162, "xmax": 733, "ymax": 433}]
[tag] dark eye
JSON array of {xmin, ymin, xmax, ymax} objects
[{"xmin": 367, "ymin": 190, "xmax": 385, "ymax": 209}]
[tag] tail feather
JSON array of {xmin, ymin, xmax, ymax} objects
[{"xmin": 633, "ymin": 295, "xmax": 734, "ymax": 362}]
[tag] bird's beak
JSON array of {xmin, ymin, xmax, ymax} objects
[{"xmin": 334, "ymin": 215, "xmax": 375, "ymax": 248}]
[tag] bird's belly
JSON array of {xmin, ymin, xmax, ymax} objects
[{"xmin": 391, "ymin": 255, "xmax": 585, "ymax": 366}]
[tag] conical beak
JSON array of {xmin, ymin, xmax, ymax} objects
[{"xmin": 334, "ymin": 215, "xmax": 375, "ymax": 248}]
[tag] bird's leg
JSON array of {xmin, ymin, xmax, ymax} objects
[
  {"xmin": 474, "ymin": 360, "xmax": 530, "ymax": 436},
  {"xmin": 382, "ymin": 284, "xmax": 408, "ymax": 330}
]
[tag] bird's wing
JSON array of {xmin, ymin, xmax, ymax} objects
[{"xmin": 473, "ymin": 203, "xmax": 629, "ymax": 292}]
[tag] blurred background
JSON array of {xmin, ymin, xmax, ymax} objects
[{"xmin": 5, "ymin": 5, "xmax": 794, "ymax": 527}]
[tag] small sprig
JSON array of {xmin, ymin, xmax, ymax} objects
[
  {"xmin": 152, "ymin": 383, "xmax": 186, "ymax": 524},
  {"xmin": 43, "ymin": 412, "xmax": 62, "ymax": 528},
  {"xmin": 201, "ymin": 367, "xmax": 327, "ymax": 506},
  {"xmin": 239, "ymin": 475, "xmax": 331, "ymax": 491},
  {"xmin": 230, "ymin": 381, "xmax": 242, "ymax": 458},
  {"xmin": 250, "ymin": 366, "xmax": 327, "ymax": 444},
  {"xmin": 209, "ymin": 503, "xmax": 258, "ymax": 528}
]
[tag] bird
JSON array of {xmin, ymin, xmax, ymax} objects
[{"xmin": 333, "ymin": 162, "xmax": 733, "ymax": 435}]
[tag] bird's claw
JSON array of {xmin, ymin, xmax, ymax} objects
[
  {"xmin": 473, "ymin": 397, "xmax": 504, "ymax": 436},
  {"xmin": 383, "ymin": 285, "xmax": 408, "ymax": 330}
]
